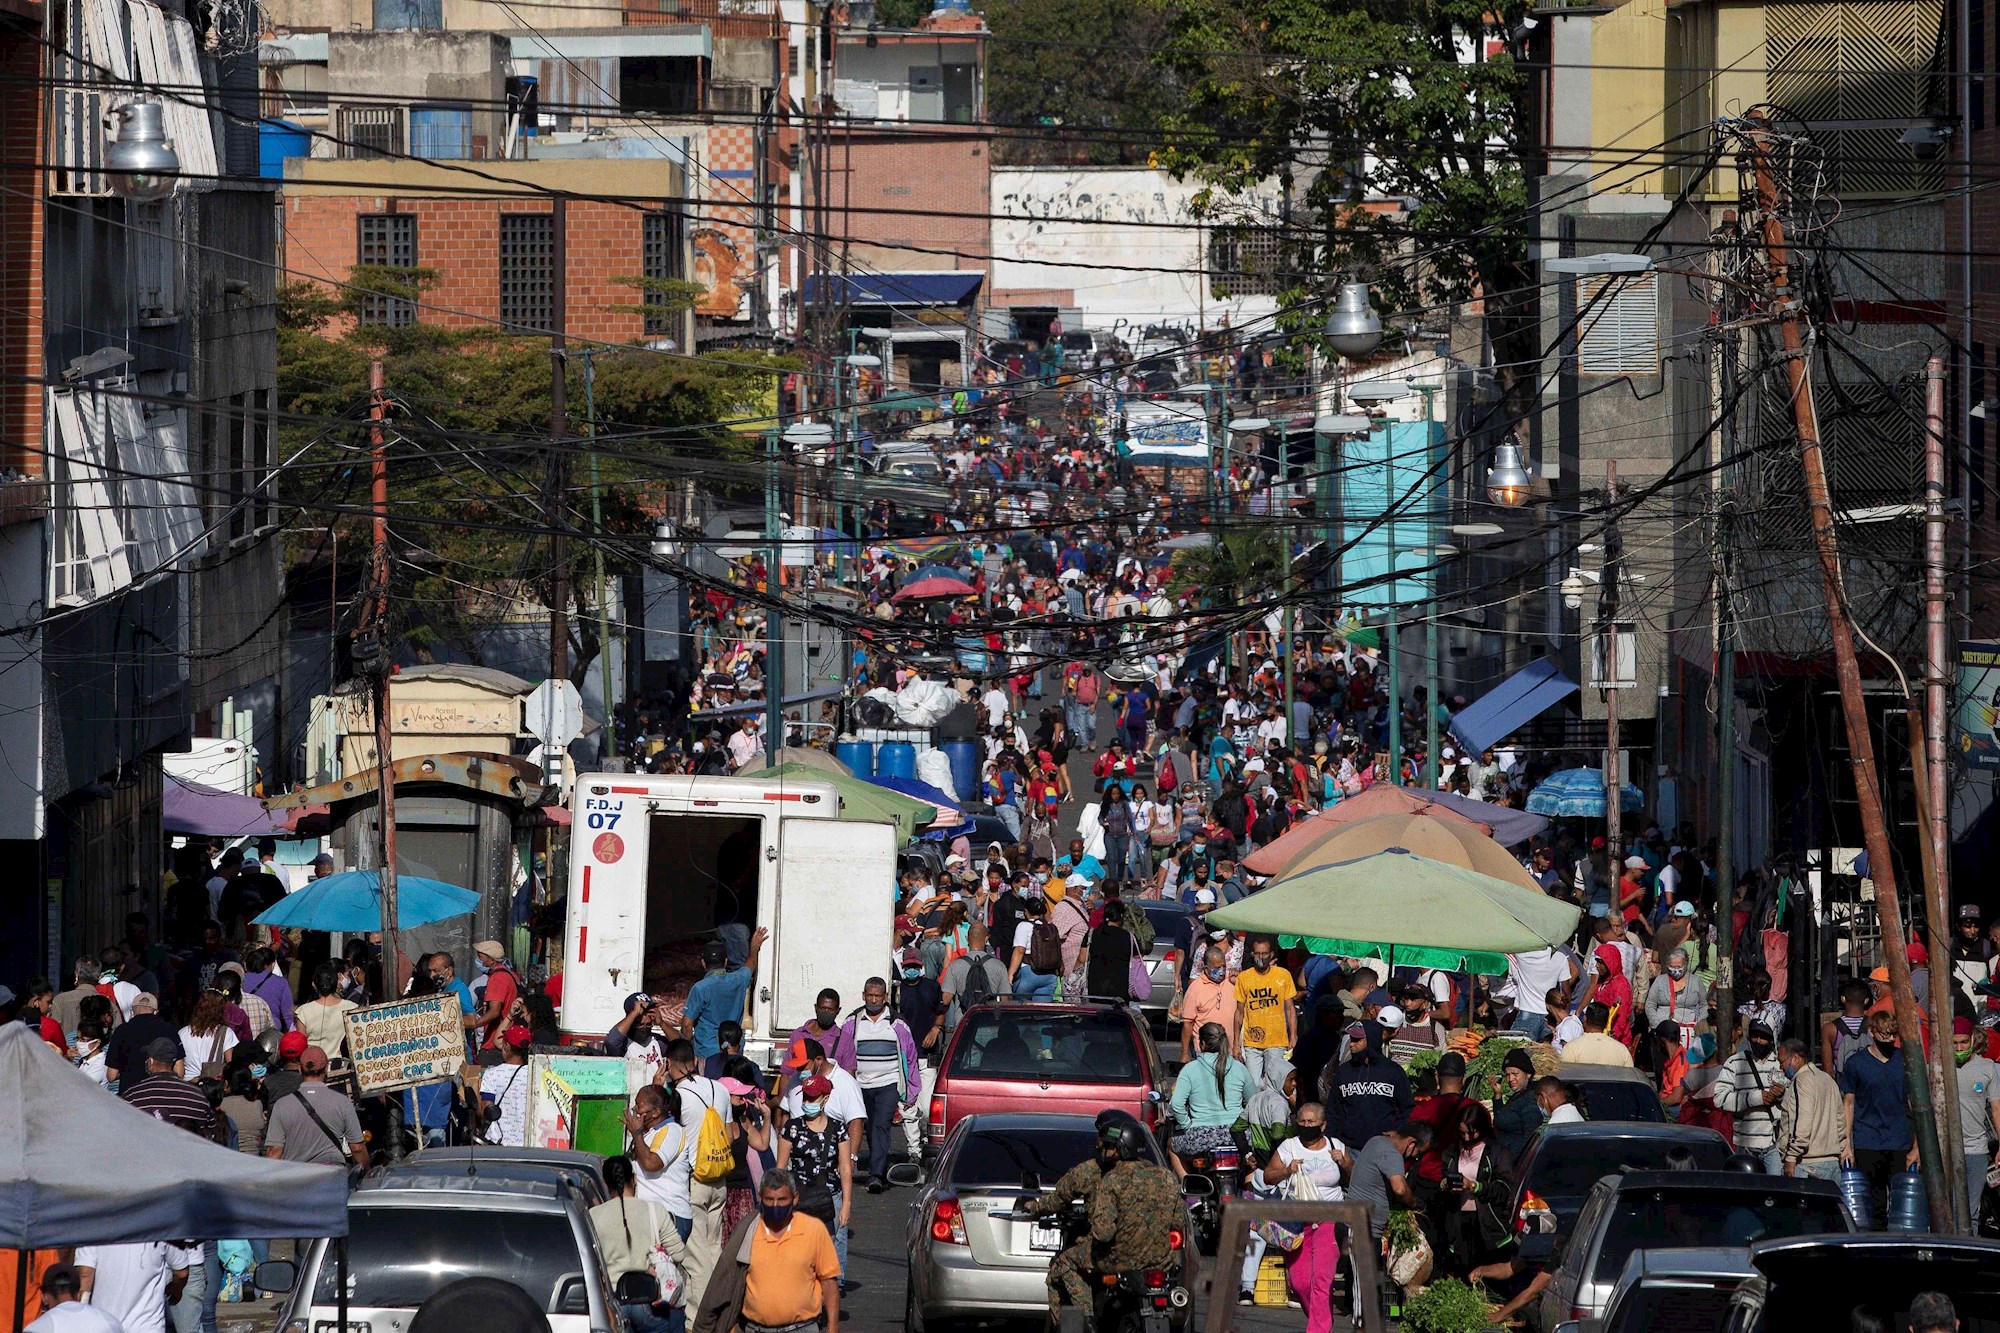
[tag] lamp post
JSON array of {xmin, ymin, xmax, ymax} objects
[{"xmin": 106, "ymin": 99, "xmax": 179, "ymax": 200}]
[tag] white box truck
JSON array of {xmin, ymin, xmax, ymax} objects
[{"xmin": 558, "ymin": 772, "xmax": 899, "ymax": 1071}]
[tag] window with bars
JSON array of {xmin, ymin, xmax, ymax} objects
[
  {"xmin": 1576, "ymin": 273, "xmax": 1659, "ymax": 375},
  {"xmin": 1207, "ymin": 225, "xmax": 1285, "ymax": 296},
  {"xmin": 340, "ymin": 106, "xmax": 404, "ymax": 159},
  {"xmin": 642, "ymin": 211, "xmax": 685, "ymax": 335},
  {"xmin": 357, "ymin": 213, "xmax": 418, "ymax": 327},
  {"xmin": 500, "ymin": 213, "xmax": 555, "ymax": 332}
]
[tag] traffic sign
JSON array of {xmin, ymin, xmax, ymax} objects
[{"xmin": 524, "ymin": 677, "xmax": 585, "ymax": 746}]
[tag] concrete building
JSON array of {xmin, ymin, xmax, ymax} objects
[{"xmin": 0, "ymin": 0, "xmax": 287, "ymax": 980}]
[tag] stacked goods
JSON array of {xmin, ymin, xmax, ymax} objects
[{"xmin": 639, "ymin": 939, "xmax": 708, "ymax": 1029}]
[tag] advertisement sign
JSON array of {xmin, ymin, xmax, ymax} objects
[
  {"xmin": 341, "ymin": 993, "xmax": 465, "ymax": 1095},
  {"xmin": 1959, "ymin": 640, "xmax": 2000, "ymax": 772},
  {"xmin": 525, "ymin": 1054, "xmax": 639, "ymax": 1156}
]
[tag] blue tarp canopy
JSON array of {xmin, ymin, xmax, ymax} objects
[
  {"xmin": 1448, "ymin": 657, "xmax": 1580, "ymax": 755},
  {"xmin": 800, "ymin": 272, "xmax": 984, "ymax": 306}
]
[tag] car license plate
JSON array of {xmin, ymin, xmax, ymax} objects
[{"xmin": 1030, "ymin": 1223, "xmax": 1064, "ymax": 1252}]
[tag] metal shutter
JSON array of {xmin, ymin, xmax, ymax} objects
[{"xmin": 1576, "ymin": 273, "xmax": 1658, "ymax": 376}]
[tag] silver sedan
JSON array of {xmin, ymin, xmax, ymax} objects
[{"xmin": 903, "ymin": 1111, "xmax": 1195, "ymax": 1333}]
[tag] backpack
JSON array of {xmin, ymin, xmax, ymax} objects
[
  {"xmin": 1028, "ymin": 920, "xmax": 1064, "ymax": 974},
  {"xmin": 1157, "ymin": 754, "xmax": 1179, "ymax": 795},
  {"xmin": 686, "ymin": 1082, "xmax": 735, "ymax": 1184},
  {"xmin": 958, "ymin": 952, "xmax": 999, "ymax": 1012}
]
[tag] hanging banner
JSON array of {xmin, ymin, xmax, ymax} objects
[
  {"xmin": 1959, "ymin": 641, "xmax": 2000, "ymax": 772},
  {"xmin": 342, "ymin": 993, "xmax": 465, "ymax": 1094}
]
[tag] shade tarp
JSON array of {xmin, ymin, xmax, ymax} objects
[
  {"xmin": 165, "ymin": 774, "xmax": 287, "ymax": 838},
  {"xmin": 742, "ymin": 763, "xmax": 936, "ymax": 841},
  {"xmin": 1255, "ymin": 812, "xmax": 1544, "ymax": 892},
  {"xmin": 1207, "ymin": 849, "xmax": 1581, "ymax": 958},
  {"xmin": 1447, "ymin": 657, "xmax": 1580, "ymax": 755},
  {"xmin": 1241, "ymin": 786, "xmax": 1490, "ymax": 877},
  {"xmin": 0, "ymin": 1025, "xmax": 349, "ymax": 1246},
  {"xmin": 1525, "ymin": 767, "xmax": 1645, "ymax": 818},
  {"xmin": 800, "ymin": 271, "xmax": 983, "ymax": 306},
  {"xmin": 252, "ymin": 869, "xmax": 479, "ymax": 932},
  {"xmin": 1421, "ymin": 791, "xmax": 1549, "ymax": 847}
]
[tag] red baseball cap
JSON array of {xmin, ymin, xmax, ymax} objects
[
  {"xmin": 279, "ymin": 1031, "xmax": 308, "ymax": 1058},
  {"xmin": 502, "ymin": 1025, "xmax": 533, "ymax": 1049}
]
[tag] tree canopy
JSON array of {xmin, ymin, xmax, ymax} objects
[{"xmin": 277, "ymin": 271, "xmax": 789, "ymax": 685}]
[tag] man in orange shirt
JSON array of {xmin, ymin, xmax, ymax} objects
[{"xmin": 738, "ymin": 1169, "xmax": 840, "ymax": 1333}]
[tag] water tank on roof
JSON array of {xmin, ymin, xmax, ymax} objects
[
  {"xmin": 932, "ymin": 0, "xmax": 971, "ymax": 13},
  {"xmin": 258, "ymin": 120, "xmax": 309, "ymax": 180}
]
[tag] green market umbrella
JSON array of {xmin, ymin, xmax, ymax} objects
[
  {"xmin": 749, "ymin": 762, "xmax": 937, "ymax": 842},
  {"xmin": 1207, "ymin": 848, "xmax": 1580, "ymax": 975}
]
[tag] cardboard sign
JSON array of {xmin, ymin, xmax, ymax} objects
[
  {"xmin": 525, "ymin": 1054, "xmax": 640, "ymax": 1156},
  {"xmin": 342, "ymin": 993, "xmax": 465, "ymax": 1094}
]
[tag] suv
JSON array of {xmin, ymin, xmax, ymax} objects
[
  {"xmin": 927, "ymin": 1002, "xmax": 1164, "ymax": 1155},
  {"xmin": 1538, "ymin": 1170, "xmax": 1852, "ymax": 1331},
  {"xmin": 1508, "ymin": 1122, "xmax": 1729, "ymax": 1245},
  {"xmin": 1725, "ymin": 1234, "xmax": 2000, "ymax": 1332},
  {"xmin": 1560, "ymin": 1064, "xmax": 1669, "ymax": 1123},
  {"xmin": 1560, "ymin": 1248, "xmax": 1757, "ymax": 1333},
  {"xmin": 262, "ymin": 1175, "xmax": 620, "ymax": 1333}
]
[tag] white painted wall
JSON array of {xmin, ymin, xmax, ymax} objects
[{"xmin": 991, "ymin": 166, "xmax": 1282, "ymax": 336}]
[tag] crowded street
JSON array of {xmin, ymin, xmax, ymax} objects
[{"xmin": 4, "ymin": 10, "xmax": 1997, "ymax": 1317}]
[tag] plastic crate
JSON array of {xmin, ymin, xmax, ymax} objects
[{"xmin": 1254, "ymin": 1253, "xmax": 1290, "ymax": 1307}]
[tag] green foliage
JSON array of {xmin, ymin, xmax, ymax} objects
[
  {"xmin": 275, "ymin": 270, "xmax": 792, "ymax": 680},
  {"xmin": 1383, "ymin": 1208, "xmax": 1424, "ymax": 1257},
  {"xmin": 984, "ymin": 0, "xmax": 1184, "ymax": 165},
  {"xmin": 605, "ymin": 273, "xmax": 710, "ymax": 329},
  {"xmin": 1150, "ymin": 0, "xmax": 1538, "ymax": 394},
  {"xmin": 1165, "ymin": 527, "xmax": 1285, "ymax": 598},
  {"xmin": 1401, "ymin": 1277, "xmax": 1493, "ymax": 1333},
  {"xmin": 872, "ymin": 0, "xmax": 931, "ymax": 29}
]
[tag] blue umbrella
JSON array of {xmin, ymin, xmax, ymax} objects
[
  {"xmin": 907, "ymin": 562, "xmax": 968, "ymax": 584},
  {"xmin": 252, "ymin": 870, "xmax": 480, "ymax": 933},
  {"xmin": 1524, "ymin": 767, "xmax": 1645, "ymax": 818}
]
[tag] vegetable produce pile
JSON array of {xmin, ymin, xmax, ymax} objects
[{"xmin": 1401, "ymin": 1277, "xmax": 1493, "ymax": 1333}]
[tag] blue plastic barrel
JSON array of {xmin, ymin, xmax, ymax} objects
[
  {"xmin": 836, "ymin": 740, "xmax": 875, "ymax": 779},
  {"xmin": 1888, "ymin": 1169, "xmax": 1929, "ymax": 1233},
  {"xmin": 1840, "ymin": 1168, "xmax": 1874, "ymax": 1229},
  {"xmin": 940, "ymin": 739, "xmax": 980, "ymax": 805},
  {"xmin": 258, "ymin": 119, "xmax": 309, "ymax": 179},
  {"xmin": 877, "ymin": 741, "xmax": 917, "ymax": 780}
]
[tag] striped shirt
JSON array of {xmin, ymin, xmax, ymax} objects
[
  {"xmin": 850, "ymin": 1014, "xmax": 901, "ymax": 1091},
  {"xmin": 119, "ymin": 1073, "xmax": 215, "ymax": 1134}
]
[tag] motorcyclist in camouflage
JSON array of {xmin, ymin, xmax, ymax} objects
[{"xmin": 1028, "ymin": 1115, "xmax": 1183, "ymax": 1321}]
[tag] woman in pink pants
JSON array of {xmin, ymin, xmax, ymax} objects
[
  {"xmin": 1261, "ymin": 1104, "xmax": 1351, "ymax": 1333},
  {"xmin": 1287, "ymin": 1219, "xmax": 1343, "ymax": 1333}
]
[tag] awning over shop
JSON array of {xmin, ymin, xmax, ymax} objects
[
  {"xmin": 1447, "ymin": 656, "xmax": 1579, "ymax": 756},
  {"xmin": 164, "ymin": 774, "xmax": 288, "ymax": 837},
  {"xmin": 688, "ymin": 684, "xmax": 845, "ymax": 721},
  {"xmin": 801, "ymin": 271, "xmax": 985, "ymax": 306}
]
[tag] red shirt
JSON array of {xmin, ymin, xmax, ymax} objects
[
  {"xmin": 1408, "ymin": 1091, "xmax": 1469, "ymax": 1182},
  {"xmin": 479, "ymin": 966, "xmax": 520, "ymax": 1048}
]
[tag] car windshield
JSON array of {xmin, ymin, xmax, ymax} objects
[
  {"xmin": 1621, "ymin": 1284, "xmax": 1739, "ymax": 1330},
  {"xmin": 1526, "ymin": 1137, "xmax": 1729, "ymax": 1199},
  {"xmin": 947, "ymin": 1012, "xmax": 1142, "ymax": 1084},
  {"xmin": 315, "ymin": 1207, "xmax": 583, "ymax": 1312},
  {"xmin": 950, "ymin": 1127, "xmax": 1161, "ymax": 1187},
  {"xmin": 1570, "ymin": 1080, "xmax": 1665, "ymax": 1123},
  {"xmin": 1757, "ymin": 1281, "xmax": 2000, "ymax": 1332},
  {"xmin": 1592, "ymin": 1191, "xmax": 1848, "ymax": 1282},
  {"xmin": 1060, "ymin": 333, "xmax": 1093, "ymax": 349}
]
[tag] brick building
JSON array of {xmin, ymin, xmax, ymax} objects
[{"xmin": 283, "ymin": 158, "xmax": 693, "ymax": 348}]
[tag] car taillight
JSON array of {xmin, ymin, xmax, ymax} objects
[
  {"xmin": 1168, "ymin": 1228, "xmax": 1184, "ymax": 1250},
  {"xmin": 1162, "ymin": 949, "xmax": 1178, "ymax": 966},
  {"xmin": 929, "ymin": 1197, "xmax": 968, "ymax": 1245},
  {"xmin": 927, "ymin": 1094, "xmax": 946, "ymax": 1140}
]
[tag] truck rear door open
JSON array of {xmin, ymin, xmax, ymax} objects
[{"xmin": 758, "ymin": 817, "xmax": 898, "ymax": 1039}]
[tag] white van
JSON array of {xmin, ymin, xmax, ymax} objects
[{"xmin": 558, "ymin": 773, "xmax": 899, "ymax": 1069}]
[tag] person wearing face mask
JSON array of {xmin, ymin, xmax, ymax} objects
[
  {"xmin": 775, "ymin": 990, "xmax": 850, "ymax": 1105},
  {"xmin": 1233, "ymin": 934, "xmax": 1298, "ymax": 1088},
  {"xmin": 1178, "ymin": 943, "xmax": 1238, "ymax": 1062},
  {"xmin": 774, "ymin": 1074, "xmax": 854, "ymax": 1281},
  {"xmin": 1643, "ymin": 946, "xmax": 1709, "ymax": 1041},
  {"xmin": 1953, "ymin": 1017, "xmax": 2000, "ymax": 1222},
  {"xmin": 1713, "ymin": 1020, "xmax": 1788, "ymax": 1172},
  {"xmin": 1259, "ymin": 1103, "xmax": 1351, "ymax": 1333},
  {"xmin": 833, "ymin": 978, "xmax": 920, "ymax": 1194},
  {"xmin": 696, "ymin": 1168, "xmax": 840, "ymax": 1333},
  {"xmin": 1840, "ymin": 1010, "xmax": 1917, "ymax": 1227}
]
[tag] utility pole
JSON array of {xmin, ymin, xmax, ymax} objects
[
  {"xmin": 549, "ymin": 197, "xmax": 571, "ymax": 688},
  {"xmin": 368, "ymin": 360, "xmax": 400, "ymax": 1008},
  {"xmin": 1602, "ymin": 459, "xmax": 1622, "ymax": 857},
  {"xmin": 1919, "ymin": 354, "xmax": 1968, "ymax": 1228},
  {"xmin": 583, "ymin": 350, "xmax": 616, "ymax": 765},
  {"xmin": 764, "ymin": 428, "xmax": 784, "ymax": 766},
  {"xmin": 1713, "ymin": 324, "xmax": 1738, "ymax": 1056},
  {"xmin": 1744, "ymin": 119, "xmax": 1950, "ymax": 1229}
]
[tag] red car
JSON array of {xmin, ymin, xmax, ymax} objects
[{"xmin": 926, "ymin": 1001, "xmax": 1166, "ymax": 1156}]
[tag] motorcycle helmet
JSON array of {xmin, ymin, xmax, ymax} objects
[
  {"xmin": 1722, "ymin": 1152, "xmax": 1762, "ymax": 1174},
  {"xmin": 1097, "ymin": 1120, "xmax": 1144, "ymax": 1162},
  {"xmin": 250, "ymin": 1027, "xmax": 285, "ymax": 1065}
]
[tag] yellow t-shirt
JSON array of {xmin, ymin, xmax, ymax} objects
[
  {"xmin": 742, "ymin": 1214, "xmax": 840, "ymax": 1326},
  {"xmin": 1233, "ymin": 966, "xmax": 1297, "ymax": 1050}
]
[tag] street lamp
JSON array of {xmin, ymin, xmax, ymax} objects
[
  {"xmin": 1324, "ymin": 280, "xmax": 1384, "ymax": 359},
  {"xmin": 1544, "ymin": 252, "xmax": 1654, "ymax": 276},
  {"xmin": 106, "ymin": 99, "xmax": 179, "ymax": 200},
  {"xmin": 1346, "ymin": 380, "xmax": 1414, "ymax": 405},
  {"xmin": 1486, "ymin": 437, "xmax": 1532, "ymax": 508},
  {"xmin": 650, "ymin": 520, "xmax": 682, "ymax": 560}
]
